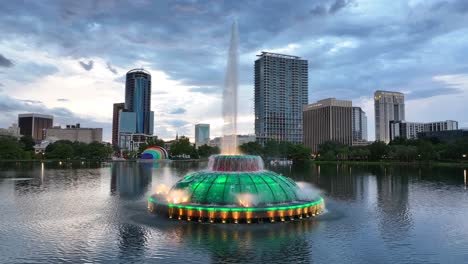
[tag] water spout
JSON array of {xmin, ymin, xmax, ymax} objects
[{"xmin": 221, "ymin": 21, "xmax": 239, "ymax": 155}]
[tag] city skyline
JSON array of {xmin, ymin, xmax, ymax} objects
[{"xmin": 1, "ymin": 1, "xmax": 468, "ymax": 142}]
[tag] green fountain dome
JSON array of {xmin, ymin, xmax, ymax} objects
[{"xmin": 169, "ymin": 170, "xmax": 301, "ymax": 206}]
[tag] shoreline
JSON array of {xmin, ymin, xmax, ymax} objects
[{"xmin": 0, "ymin": 159, "xmax": 466, "ymax": 168}]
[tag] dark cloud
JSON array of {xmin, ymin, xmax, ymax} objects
[
  {"xmin": 169, "ymin": 107, "xmax": 186, "ymax": 115},
  {"xmin": 406, "ymin": 87, "xmax": 463, "ymax": 100},
  {"xmin": 106, "ymin": 62, "xmax": 118, "ymax": 74},
  {"xmin": 329, "ymin": 0, "xmax": 354, "ymax": 14},
  {"xmin": 0, "ymin": 54, "xmax": 13, "ymax": 67},
  {"xmin": 57, "ymin": 98, "xmax": 69, "ymax": 102},
  {"xmin": 79, "ymin": 60, "xmax": 94, "ymax": 71}
]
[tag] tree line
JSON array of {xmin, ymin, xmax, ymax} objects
[
  {"xmin": 0, "ymin": 136, "xmax": 112, "ymax": 160},
  {"xmin": 316, "ymin": 137, "xmax": 468, "ymax": 162}
]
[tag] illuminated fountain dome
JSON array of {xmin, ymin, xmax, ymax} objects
[{"xmin": 148, "ymin": 155, "xmax": 324, "ymax": 223}]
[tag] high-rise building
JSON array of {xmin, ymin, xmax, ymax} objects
[
  {"xmin": 390, "ymin": 120, "xmax": 458, "ymax": 141},
  {"xmin": 352, "ymin": 107, "xmax": 367, "ymax": 142},
  {"xmin": 112, "ymin": 103, "xmax": 125, "ymax": 146},
  {"xmin": 195, "ymin": 124, "xmax": 210, "ymax": 147},
  {"xmin": 374, "ymin": 91, "xmax": 405, "ymax": 143},
  {"xmin": 303, "ymin": 98, "xmax": 353, "ymax": 153},
  {"xmin": 389, "ymin": 121, "xmax": 425, "ymax": 141},
  {"xmin": 424, "ymin": 120, "xmax": 458, "ymax": 132},
  {"xmin": 125, "ymin": 69, "xmax": 154, "ymax": 135},
  {"xmin": 254, "ymin": 52, "xmax": 308, "ymax": 144},
  {"xmin": 18, "ymin": 113, "xmax": 53, "ymax": 142}
]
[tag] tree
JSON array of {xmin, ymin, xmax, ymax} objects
[
  {"xmin": 239, "ymin": 142, "xmax": 263, "ymax": 155},
  {"xmin": 45, "ymin": 142, "xmax": 74, "ymax": 160},
  {"xmin": 169, "ymin": 136, "xmax": 193, "ymax": 158},
  {"xmin": 19, "ymin": 136, "xmax": 35, "ymax": 151},
  {"xmin": 197, "ymin": 144, "xmax": 220, "ymax": 158},
  {"xmin": 0, "ymin": 137, "xmax": 27, "ymax": 160},
  {"xmin": 368, "ymin": 141, "xmax": 389, "ymax": 161}
]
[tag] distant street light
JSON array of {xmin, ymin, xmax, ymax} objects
[{"xmin": 463, "ymin": 154, "xmax": 467, "ymax": 158}]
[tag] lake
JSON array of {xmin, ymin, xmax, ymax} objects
[{"xmin": 0, "ymin": 161, "xmax": 467, "ymax": 263}]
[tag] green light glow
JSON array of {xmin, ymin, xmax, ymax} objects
[{"xmin": 152, "ymin": 197, "xmax": 324, "ymax": 213}]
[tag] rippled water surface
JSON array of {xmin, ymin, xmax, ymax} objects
[{"xmin": 1, "ymin": 161, "xmax": 468, "ymax": 263}]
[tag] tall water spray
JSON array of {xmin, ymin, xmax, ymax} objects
[{"xmin": 221, "ymin": 22, "xmax": 239, "ymax": 155}]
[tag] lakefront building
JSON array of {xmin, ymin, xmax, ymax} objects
[
  {"xmin": 18, "ymin": 113, "xmax": 53, "ymax": 142},
  {"xmin": 254, "ymin": 52, "xmax": 308, "ymax": 145},
  {"xmin": 195, "ymin": 124, "xmax": 210, "ymax": 147},
  {"xmin": 116, "ymin": 69, "xmax": 155, "ymax": 151},
  {"xmin": 303, "ymin": 98, "xmax": 353, "ymax": 153},
  {"xmin": 390, "ymin": 120, "xmax": 458, "ymax": 141},
  {"xmin": 112, "ymin": 103, "xmax": 125, "ymax": 146},
  {"xmin": 352, "ymin": 107, "xmax": 367, "ymax": 142},
  {"xmin": 374, "ymin": 90, "xmax": 405, "ymax": 143},
  {"xmin": 45, "ymin": 124, "xmax": 103, "ymax": 144}
]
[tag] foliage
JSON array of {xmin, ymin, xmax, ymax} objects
[
  {"xmin": 138, "ymin": 137, "xmax": 165, "ymax": 153},
  {"xmin": 197, "ymin": 144, "xmax": 220, "ymax": 158},
  {"xmin": 45, "ymin": 140, "xmax": 112, "ymax": 160},
  {"xmin": 0, "ymin": 136, "xmax": 29, "ymax": 160},
  {"xmin": 239, "ymin": 140, "xmax": 312, "ymax": 162},
  {"xmin": 315, "ymin": 137, "xmax": 468, "ymax": 162},
  {"xmin": 169, "ymin": 136, "xmax": 196, "ymax": 158},
  {"xmin": 19, "ymin": 136, "xmax": 35, "ymax": 151}
]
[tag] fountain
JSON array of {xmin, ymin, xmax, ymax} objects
[{"xmin": 148, "ymin": 22, "xmax": 324, "ymax": 223}]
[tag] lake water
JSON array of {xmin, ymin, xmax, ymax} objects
[{"xmin": 1, "ymin": 161, "xmax": 467, "ymax": 263}]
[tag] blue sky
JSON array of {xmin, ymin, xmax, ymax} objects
[{"xmin": 0, "ymin": 0, "xmax": 467, "ymax": 142}]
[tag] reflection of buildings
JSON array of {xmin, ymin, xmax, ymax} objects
[
  {"xmin": 110, "ymin": 162, "xmax": 152, "ymax": 199},
  {"xmin": 177, "ymin": 219, "xmax": 315, "ymax": 263},
  {"xmin": 375, "ymin": 167, "xmax": 412, "ymax": 242}
]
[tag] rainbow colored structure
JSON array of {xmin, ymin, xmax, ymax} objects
[
  {"xmin": 148, "ymin": 155, "xmax": 324, "ymax": 223},
  {"xmin": 141, "ymin": 146, "xmax": 169, "ymax": 160}
]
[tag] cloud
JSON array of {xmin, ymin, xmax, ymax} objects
[
  {"xmin": 57, "ymin": 98, "xmax": 69, "ymax": 102},
  {"xmin": 189, "ymin": 87, "xmax": 221, "ymax": 94},
  {"xmin": 106, "ymin": 62, "xmax": 118, "ymax": 74},
  {"xmin": 0, "ymin": 54, "xmax": 14, "ymax": 67},
  {"xmin": 20, "ymin": 99, "xmax": 43, "ymax": 104},
  {"xmin": 79, "ymin": 60, "xmax": 94, "ymax": 71},
  {"xmin": 169, "ymin": 107, "xmax": 186, "ymax": 114}
]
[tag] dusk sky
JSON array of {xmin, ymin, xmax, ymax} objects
[{"xmin": 1, "ymin": 0, "xmax": 467, "ymax": 142}]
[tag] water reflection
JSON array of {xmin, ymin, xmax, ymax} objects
[
  {"xmin": 166, "ymin": 219, "xmax": 318, "ymax": 263},
  {"xmin": 110, "ymin": 162, "xmax": 152, "ymax": 200},
  {"xmin": 375, "ymin": 167, "xmax": 412, "ymax": 243}
]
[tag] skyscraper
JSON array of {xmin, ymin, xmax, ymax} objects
[
  {"xmin": 18, "ymin": 113, "xmax": 53, "ymax": 142},
  {"xmin": 195, "ymin": 124, "xmax": 210, "ymax": 147},
  {"xmin": 254, "ymin": 52, "xmax": 308, "ymax": 144},
  {"xmin": 374, "ymin": 91, "xmax": 405, "ymax": 143},
  {"xmin": 303, "ymin": 98, "xmax": 352, "ymax": 153},
  {"xmin": 125, "ymin": 69, "xmax": 154, "ymax": 135},
  {"xmin": 352, "ymin": 107, "xmax": 367, "ymax": 142},
  {"xmin": 112, "ymin": 102, "xmax": 125, "ymax": 146}
]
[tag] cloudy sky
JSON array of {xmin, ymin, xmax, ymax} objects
[{"xmin": 1, "ymin": 0, "xmax": 468, "ymax": 142}]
